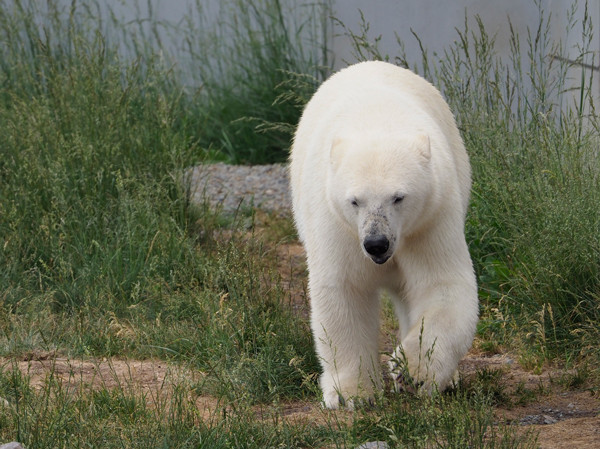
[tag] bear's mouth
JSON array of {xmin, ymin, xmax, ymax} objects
[{"xmin": 370, "ymin": 255, "xmax": 390, "ymax": 265}]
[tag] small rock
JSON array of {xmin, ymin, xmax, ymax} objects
[
  {"xmin": 356, "ymin": 442, "xmax": 389, "ymax": 449},
  {"xmin": 542, "ymin": 414, "xmax": 557, "ymax": 425},
  {"xmin": 0, "ymin": 443, "xmax": 25, "ymax": 449}
]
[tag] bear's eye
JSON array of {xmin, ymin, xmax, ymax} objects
[
  {"xmin": 393, "ymin": 195, "xmax": 405, "ymax": 205},
  {"xmin": 350, "ymin": 198, "xmax": 359, "ymax": 207}
]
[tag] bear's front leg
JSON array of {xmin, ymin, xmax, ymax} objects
[
  {"xmin": 310, "ymin": 281, "xmax": 381, "ymax": 409},
  {"xmin": 390, "ymin": 278, "xmax": 478, "ymax": 394}
]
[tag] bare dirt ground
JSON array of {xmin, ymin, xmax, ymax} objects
[
  {"xmin": 460, "ymin": 353, "xmax": 600, "ymax": 448},
  {"xmin": 3, "ymin": 350, "xmax": 598, "ymax": 447},
  {"xmin": 2, "ymin": 239, "xmax": 598, "ymax": 448}
]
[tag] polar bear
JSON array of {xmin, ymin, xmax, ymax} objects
[{"xmin": 289, "ymin": 61, "xmax": 478, "ymax": 409}]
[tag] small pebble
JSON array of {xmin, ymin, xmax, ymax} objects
[
  {"xmin": 0, "ymin": 443, "xmax": 25, "ymax": 449},
  {"xmin": 542, "ymin": 414, "xmax": 558, "ymax": 425},
  {"xmin": 356, "ymin": 442, "xmax": 389, "ymax": 449}
]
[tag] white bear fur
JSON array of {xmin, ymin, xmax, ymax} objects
[{"xmin": 289, "ymin": 61, "xmax": 478, "ymax": 409}]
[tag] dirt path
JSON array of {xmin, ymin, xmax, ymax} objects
[
  {"xmin": 460, "ymin": 353, "xmax": 600, "ymax": 448},
  {"xmin": 2, "ymin": 350, "xmax": 598, "ymax": 448}
]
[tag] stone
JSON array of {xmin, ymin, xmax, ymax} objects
[
  {"xmin": 0, "ymin": 443, "xmax": 25, "ymax": 449},
  {"xmin": 542, "ymin": 414, "xmax": 558, "ymax": 425},
  {"xmin": 356, "ymin": 442, "xmax": 389, "ymax": 449}
]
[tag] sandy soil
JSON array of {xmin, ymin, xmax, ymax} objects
[
  {"xmin": 460, "ymin": 353, "xmax": 600, "ymax": 448},
  {"xmin": 2, "ymin": 350, "xmax": 597, "ymax": 448}
]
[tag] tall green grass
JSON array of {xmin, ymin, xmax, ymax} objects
[
  {"xmin": 0, "ymin": 0, "xmax": 318, "ymax": 406},
  {"xmin": 440, "ymin": 5, "xmax": 599, "ymax": 366},
  {"xmin": 174, "ymin": 0, "xmax": 331, "ymax": 163},
  {"xmin": 344, "ymin": 2, "xmax": 600, "ymax": 367},
  {"xmin": 0, "ymin": 0, "xmax": 330, "ymax": 165}
]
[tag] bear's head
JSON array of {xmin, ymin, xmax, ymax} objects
[{"xmin": 326, "ymin": 133, "xmax": 433, "ymax": 265}]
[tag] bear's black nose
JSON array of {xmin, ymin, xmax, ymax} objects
[{"xmin": 363, "ymin": 235, "xmax": 389, "ymax": 257}]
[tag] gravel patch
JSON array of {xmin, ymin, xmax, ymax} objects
[{"xmin": 185, "ymin": 163, "xmax": 291, "ymax": 213}]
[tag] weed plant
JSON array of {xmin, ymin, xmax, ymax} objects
[
  {"xmin": 172, "ymin": 0, "xmax": 332, "ymax": 163},
  {"xmin": 0, "ymin": 0, "xmax": 317, "ymax": 408},
  {"xmin": 0, "ymin": 362, "xmax": 538, "ymax": 448},
  {"xmin": 343, "ymin": 1, "xmax": 600, "ymax": 370},
  {"xmin": 443, "ymin": 4, "xmax": 599, "ymax": 368}
]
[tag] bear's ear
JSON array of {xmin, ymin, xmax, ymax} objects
[
  {"xmin": 415, "ymin": 133, "xmax": 431, "ymax": 162},
  {"xmin": 329, "ymin": 136, "xmax": 345, "ymax": 167}
]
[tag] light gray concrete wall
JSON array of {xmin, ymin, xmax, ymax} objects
[
  {"xmin": 330, "ymin": 0, "xmax": 599, "ymax": 106},
  {"xmin": 16, "ymin": 0, "xmax": 599, "ymax": 104},
  {"xmin": 105, "ymin": 0, "xmax": 599, "ymax": 101},
  {"xmin": 330, "ymin": 0, "xmax": 599, "ymax": 67},
  {"xmin": 26, "ymin": 1, "xmax": 599, "ymax": 71}
]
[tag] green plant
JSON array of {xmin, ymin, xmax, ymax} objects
[
  {"xmin": 0, "ymin": 363, "xmax": 333, "ymax": 448},
  {"xmin": 173, "ymin": 0, "xmax": 332, "ymax": 164},
  {"xmin": 342, "ymin": 1, "xmax": 600, "ymax": 368},
  {"xmin": 0, "ymin": 0, "xmax": 318, "ymax": 407},
  {"xmin": 349, "ymin": 390, "xmax": 537, "ymax": 448}
]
